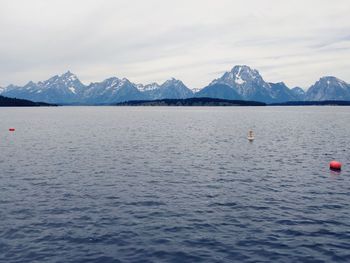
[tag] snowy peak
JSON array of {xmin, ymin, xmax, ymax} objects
[
  {"xmin": 37, "ymin": 71, "xmax": 83, "ymax": 90},
  {"xmin": 317, "ymin": 76, "xmax": 348, "ymax": 89},
  {"xmin": 120, "ymin": 77, "xmax": 132, "ymax": 85},
  {"xmin": 209, "ymin": 65, "xmax": 273, "ymax": 102},
  {"xmin": 230, "ymin": 65, "xmax": 261, "ymax": 83},
  {"xmin": 61, "ymin": 70, "xmax": 75, "ymax": 78},
  {"xmin": 162, "ymin": 78, "xmax": 185, "ymax": 88},
  {"xmin": 305, "ymin": 76, "xmax": 350, "ymax": 101},
  {"xmin": 57, "ymin": 71, "xmax": 80, "ymax": 84},
  {"xmin": 85, "ymin": 77, "xmax": 130, "ymax": 93},
  {"xmin": 60, "ymin": 71, "xmax": 79, "ymax": 85},
  {"xmin": 211, "ymin": 65, "xmax": 263, "ymax": 87},
  {"xmin": 100, "ymin": 77, "xmax": 121, "ymax": 86}
]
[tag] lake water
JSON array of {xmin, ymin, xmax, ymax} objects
[{"xmin": 0, "ymin": 106, "xmax": 349, "ymax": 262}]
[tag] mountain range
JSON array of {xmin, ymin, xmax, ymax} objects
[{"xmin": 1, "ymin": 65, "xmax": 349, "ymax": 104}]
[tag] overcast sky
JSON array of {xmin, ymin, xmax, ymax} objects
[{"xmin": 0, "ymin": 0, "xmax": 349, "ymax": 90}]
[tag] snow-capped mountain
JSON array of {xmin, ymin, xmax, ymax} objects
[
  {"xmin": 141, "ymin": 78, "xmax": 193, "ymax": 100},
  {"xmin": 1, "ymin": 67, "xmax": 349, "ymax": 104},
  {"xmin": 305, "ymin": 76, "xmax": 350, "ymax": 101},
  {"xmin": 2, "ymin": 71, "xmax": 85, "ymax": 104},
  {"xmin": 0, "ymin": 72, "xmax": 193, "ymax": 104},
  {"xmin": 200, "ymin": 65, "xmax": 331, "ymax": 103},
  {"xmin": 82, "ymin": 77, "xmax": 146, "ymax": 104},
  {"xmin": 208, "ymin": 65, "xmax": 274, "ymax": 102},
  {"xmin": 204, "ymin": 65, "xmax": 308, "ymax": 103},
  {"xmin": 82, "ymin": 77, "xmax": 193, "ymax": 104}
]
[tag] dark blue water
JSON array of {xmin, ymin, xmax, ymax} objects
[{"xmin": 0, "ymin": 106, "xmax": 349, "ymax": 262}]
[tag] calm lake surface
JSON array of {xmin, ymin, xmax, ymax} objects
[{"xmin": 0, "ymin": 106, "xmax": 349, "ymax": 263}]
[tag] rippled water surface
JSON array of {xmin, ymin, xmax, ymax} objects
[{"xmin": 0, "ymin": 106, "xmax": 350, "ymax": 262}]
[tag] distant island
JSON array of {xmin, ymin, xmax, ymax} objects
[
  {"xmin": 115, "ymin": 97, "xmax": 266, "ymax": 106},
  {"xmin": 0, "ymin": 95, "xmax": 56, "ymax": 107}
]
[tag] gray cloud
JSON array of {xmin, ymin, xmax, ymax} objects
[{"xmin": 0, "ymin": 0, "xmax": 349, "ymax": 90}]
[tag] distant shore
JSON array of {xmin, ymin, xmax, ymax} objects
[
  {"xmin": 0, "ymin": 95, "xmax": 57, "ymax": 107},
  {"xmin": 114, "ymin": 98, "xmax": 266, "ymax": 106},
  {"xmin": 269, "ymin": 101, "xmax": 350, "ymax": 106},
  {"xmin": 114, "ymin": 98, "xmax": 350, "ymax": 107},
  {"xmin": 2, "ymin": 95, "xmax": 350, "ymax": 107}
]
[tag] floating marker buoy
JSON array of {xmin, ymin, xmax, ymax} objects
[
  {"xmin": 247, "ymin": 130, "xmax": 254, "ymax": 141},
  {"xmin": 330, "ymin": 161, "xmax": 341, "ymax": 171},
  {"xmin": 9, "ymin": 128, "xmax": 15, "ymax": 132}
]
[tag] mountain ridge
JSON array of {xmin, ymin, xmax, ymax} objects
[{"xmin": 1, "ymin": 66, "xmax": 349, "ymax": 104}]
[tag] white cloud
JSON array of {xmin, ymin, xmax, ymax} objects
[{"xmin": 0, "ymin": 0, "xmax": 349, "ymax": 90}]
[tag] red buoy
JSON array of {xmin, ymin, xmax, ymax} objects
[
  {"xmin": 9, "ymin": 128, "xmax": 15, "ymax": 132},
  {"xmin": 330, "ymin": 161, "xmax": 342, "ymax": 171}
]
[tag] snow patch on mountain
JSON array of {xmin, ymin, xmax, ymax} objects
[
  {"xmin": 68, "ymin": 87, "xmax": 76, "ymax": 94},
  {"xmin": 137, "ymin": 82, "xmax": 160, "ymax": 92},
  {"xmin": 235, "ymin": 76, "xmax": 245, "ymax": 85}
]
